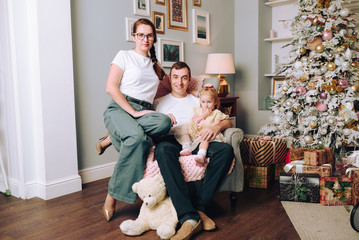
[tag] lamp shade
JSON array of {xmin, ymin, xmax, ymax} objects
[{"xmin": 205, "ymin": 53, "xmax": 235, "ymax": 74}]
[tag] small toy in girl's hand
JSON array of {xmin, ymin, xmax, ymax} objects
[{"xmin": 203, "ymin": 83, "xmax": 214, "ymax": 88}]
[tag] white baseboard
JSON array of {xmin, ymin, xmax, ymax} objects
[
  {"xmin": 36, "ymin": 175, "xmax": 82, "ymax": 200},
  {"xmin": 78, "ymin": 162, "xmax": 116, "ymax": 184},
  {"xmin": 0, "ymin": 174, "xmax": 82, "ymax": 200}
]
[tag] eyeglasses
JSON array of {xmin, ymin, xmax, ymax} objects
[{"xmin": 134, "ymin": 33, "xmax": 154, "ymax": 41}]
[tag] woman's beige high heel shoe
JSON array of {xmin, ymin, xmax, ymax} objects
[
  {"xmin": 102, "ymin": 205, "xmax": 114, "ymax": 222},
  {"xmin": 96, "ymin": 132, "xmax": 111, "ymax": 155}
]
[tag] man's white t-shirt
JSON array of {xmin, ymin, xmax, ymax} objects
[
  {"xmin": 154, "ymin": 93, "xmax": 200, "ymax": 135},
  {"xmin": 112, "ymin": 50, "xmax": 159, "ymax": 103}
]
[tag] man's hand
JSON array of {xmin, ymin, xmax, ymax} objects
[
  {"xmin": 197, "ymin": 125, "xmax": 221, "ymax": 141},
  {"xmin": 167, "ymin": 113, "xmax": 177, "ymax": 126},
  {"xmin": 132, "ymin": 110, "xmax": 156, "ymax": 118}
]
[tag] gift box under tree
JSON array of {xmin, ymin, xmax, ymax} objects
[
  {"xmin": 279, "ymin": 172, "xmax": 320, "ymax": 203},
  {"xmin": 244, "ymin": 164, "xmax": 273, "ymax": 189},
  {"xmin": 350, "ymin": 170, "xmax": 359, "ymax": 206},
  {"xmin": 274, "ymin": 162, "xmax": 286, "ymax": 180},
  {"xmin": 320, "ymin": 177, "xmax": 352, "ymax": 206},
  {"xmin": 287, "ymin": 164, "xmax": 332, "ymax": 178},
  {"xmin": 303, "ymin": 148, "xmax": 334, "ymax": 166},
  {"xmin": 240, "ymin": 137, "xmax": 287, "ymax": 166}
]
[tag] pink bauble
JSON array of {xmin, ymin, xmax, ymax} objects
[
  {"xmin": 338, "ymin": 79, "xmax": 349, "ymax": 89},
  {"xmin": 322, "ymin": 30, "xmax": 333, "ymax": 41},
  {"xmin": 319, "ymin": 91, "xmax": 328, "ymax": 99},
  {"xmin": 316, "ymin": 102, "xmax": 328, "ymax": 112},
  {"xmin": 296, "ymin": 86, "xmax": 307, "ymax": 96}
]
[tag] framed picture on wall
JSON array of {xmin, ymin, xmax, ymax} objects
[
  {"xmin": 158, "ymin": 38, "xmax": 184, "ymax": 67},
  {"xmin": 192, "ymin": 9, "xmax": 210, "ymax": 45},
  {"xmin": 155, "ymin": 0, "xmax": 165, "ymax": 5},
  {"xmin": 167, "ymin": 0, "xmax": 188, "ymax": 31},
  {"xmin": 126, "ymin": 17, "xmax": 136, "ymax": 42},
  {"xmin": 153, "ymin": 11, "xmax": 165, "ymax": 34},
  {"xmin": 272, "ymin": 77, "xmax": 287, "ymax": 95},
  {"xmin": 133, "ymin": 0, "xmax": 150, "ymax": 17},
  {"xmin": 193, "ymin": 0, "xmax": 201, "ymax": 7}
]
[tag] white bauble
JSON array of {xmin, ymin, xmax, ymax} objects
[
  {"xmin": 286, "ymin": 111, "xmax": 293, "ymax": 118},
  {"xmin": 294, "ymin": 61, "xmax": 303, "ymax": 69},
  {"xmin": 272, "ymin": 116, "xmax": 281, "ymax": 124},
  {"xmin": 328, "ymin": 118, "xmax": 336, "ymax": 125},
  {"xmin": 340, "ymin": 8, "xmax": 349, "ymax": 17},
  {"xmin": 328, "ymin": 5, "xmax": 336, "ymax": 12},
  {"xmin": 320, "ymin": 128, "xmax": 327, "ymax": 135},
  {"xmin": 273, "ymin": 109, "xmax": 280, "ymax": 116},
  {"xmin": 320, "ymin": 66, "xmax": 327, "ymax": 74},
  {"xmin": 339, "ymin": 29, "xmax": 347, "ymax": 36},
  {"xmin": 318, "ymin": 140, "xmax": 323, "ymax": 145},
  {"xmin": 300, "ymin": 39, "xmax": 307, "ymax": 45},
  {"xmin": 304, "ymin": 135, "xmax": 313, "ymax": 144},
  {"xmin": 343, "ymin": 128, "xmax": 352, "ymax": 135}
]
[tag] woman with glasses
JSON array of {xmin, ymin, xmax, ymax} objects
[{"xmin": 101, "ymin": 18, "xmax": 171, "ymax": 222}]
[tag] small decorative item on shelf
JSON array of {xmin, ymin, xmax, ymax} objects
[
  {"xmin": 270, "ymin": 29, "xmax": 276, "ymax": 38},
  {"xmin": 265, "ymin": 95, "xmax": 274, "ymax": 110}
]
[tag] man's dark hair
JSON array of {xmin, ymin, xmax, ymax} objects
[{"xmin": 170, "ymin": 61, "xmax": 191, "ymax": 79}]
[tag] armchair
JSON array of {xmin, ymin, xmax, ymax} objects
[{"xmin": 148, "ymin": 75, "xmax": 244, "ymax": 211}]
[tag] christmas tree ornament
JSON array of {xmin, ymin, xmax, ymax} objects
[
  {"xmin": 316, "ymin": 102, "xmax": 328, "ymax": 112},
  {"xmin": 318, "ymin": 140, "xmax": 324, "ymax": 145},
  {"xmin": 320, "ymin": 66, "xmax": 328, "ymax": 74},
  {"xmin": 282, "ymin": 85, "xmax": 289, "ymax": 92},
  {"xmin": 337, "ymin": 46, "xmax": 345, "ymax": 53},
  {"xmin": 296, "ymin": 85, "xmax": 307, "ymax": 96},
  {"xmin": 326, "ymin": 62, "xmax": 336, "ymax": 71},
  {"xmin": 351, "ymin": 84, "xmax": 359, "ymax": 92},
  {"xmin": 320, "ymin": 128, "xmax": 327, "ymax": 135},
  {"xmin": 300, "ymin": 75, "xmax": 308, "ymax": 81},
  {"xmin": 299, "ymin": 47, "xmax": 307, "ymax": 55},
  {"xmin": 351, "ymin": 62, "xmax": 358, "ymax": 69},
  {"xmin": 316, "ymin": 24, "xmax": 323, "ymax": 32},
  {"xmin": 339, "ymin": 29, "xmax": 347, "ymax": 37},
  {"xmin": 308, "ymin": 81, "xmax": 317, "ymax": 90},
  {"xmin": 319, "ymin": 91, "xmax": 328, "ymax": 99},
  {"xmin": 307, "ymin": 36, "xmax": 323, "ymax": 51},
  {"xmin": 286, "ymin": 111, "xmax": 293, "ymax": 118},
  {"xmin": 338, "ymin": 92, "xmax": 345, "ymax": 99},
  {"xmin": 304, "ymin": 135, "xmax": 313, "ymax": 144},
  {"xmin": 322, "ymin": 30, "xmax": 333, "ymax": 40},
  {"xmin": 315, "ymin": 44, "xmax": 325, "ymax": 53},
  {"xmin": 309, "ymin": 120, "xmax": 318, "ymax": 128},
  {"xmin": 338, "ymin": 79, "xmax": 349, "ymax": 89},
  {"xmin": 344, "ymin": 128, "xmax": 352, "ymax": 135},
  {"xmin": 340, "ymin": 8, "xmax": 350, "ymax": 17},
  {"xmin": 294, "ymin": 61, "xmax": 303, "ymax": 69}
]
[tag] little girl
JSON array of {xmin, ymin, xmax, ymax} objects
[{"xmin": 175, "ymin": 84, "xmax": 229, "ymax": 165}]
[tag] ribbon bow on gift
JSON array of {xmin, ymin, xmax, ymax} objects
[
  {"xmin": 345, "ymin": 151, "xmax": 359, "ymax": 177},
  {"xmin": 258, "ymin": 136, "xmax": 272, "ymax": 142},
  {"xmin": 339, "ymin": 102, "xmax": 359, "ymax": 124}
]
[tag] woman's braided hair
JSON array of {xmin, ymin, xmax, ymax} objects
[{"xmin": 133, "ymin": 18, "xmax": 165, "ymax": 80}]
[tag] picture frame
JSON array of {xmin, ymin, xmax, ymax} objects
[
  {"xmin": 133, "ymin": 0, "xmax": 150, "ymax": 17},
  {"xmin": 153, "ymin": 11, "xmax": 165, "ymax": 34},
  {"xmin": 155, "ymin": 0, "xmax": 165, "ymax": 5},
  {"xmin": 158, "ymin": 38, "xmax": 184, "ymax": 67},
  {"xmin": 192, "ymin": 9, "xmax": 210, "ymax": 45},
  {"xmin": 167, "ymin": 0, "xmax": 188, "ymax": 31},
  {"xmin": 272, "ymin": 77, "xmax": 287, "ymax": 95},
  {"xmin": 193, "ymin": 0, "xmax": 201, "ymax": 7},
  {"xmin": 126, "ymin": 17, "xmax": 136, "ymax": 42}
]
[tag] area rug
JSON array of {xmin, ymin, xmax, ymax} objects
[{"xmin": 281, "ymin": 201, "xmax": 359, "ymax": 240}]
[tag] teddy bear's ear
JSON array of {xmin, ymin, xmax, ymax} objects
[{"xmin": 132, "ymin": 182, "xmax": 139, "ymax": 193}]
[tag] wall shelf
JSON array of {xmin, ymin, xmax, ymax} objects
[
  {"xmin": 264, "ymin": 36, "xmax": 293, "ymax": 42},
  {"xmin": 265, "ymin": 0, "xmax": 296, "ymax": 7},
  {"xmin": 264, "ymin": 73, "xmax": 285, "ymax": 77}
]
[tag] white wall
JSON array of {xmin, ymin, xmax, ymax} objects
[{"xmin": 0, "ymin": 0, "xmax": 81, "ymax": 199}]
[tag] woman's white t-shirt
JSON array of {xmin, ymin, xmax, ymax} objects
[{"xmin": 112, "ymin": 50, "xmax": 159, "ymax": 103}]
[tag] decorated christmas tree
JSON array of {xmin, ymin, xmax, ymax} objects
[{"xmin": 259, "ymin": 0, "xmax": 359, "ymax": 150}]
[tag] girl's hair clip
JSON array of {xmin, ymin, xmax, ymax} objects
[{"xmin": 203, "ymin": 83, "xmax": 214, "ymax": 88}]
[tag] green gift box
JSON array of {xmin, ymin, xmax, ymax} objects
[{"xmin": 244, "ymin": 164, "xmax": 274, "ymax": 189}]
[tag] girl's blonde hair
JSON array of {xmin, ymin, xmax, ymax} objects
[{"xmin": 198, "ymin": 84, "xmax": 220, "ymax": 110}]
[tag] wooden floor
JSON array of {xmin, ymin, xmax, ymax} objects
[{"xmin": 0, "ymin": 179, "xmax": 300, "ymax": 240}]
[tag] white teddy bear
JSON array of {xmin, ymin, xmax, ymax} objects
[{"xmin": 119, "ymin": 174, "xmax": 178, "ymax": 239}]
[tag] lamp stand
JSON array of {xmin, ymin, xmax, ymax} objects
[{"xmin": 217, "ymin": 74, "xmax": 230, "ymax": 97}]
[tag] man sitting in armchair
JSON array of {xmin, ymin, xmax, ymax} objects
[{"xmin": 154, "ymin": 62, "xmax": 234, "ymax": 240}]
